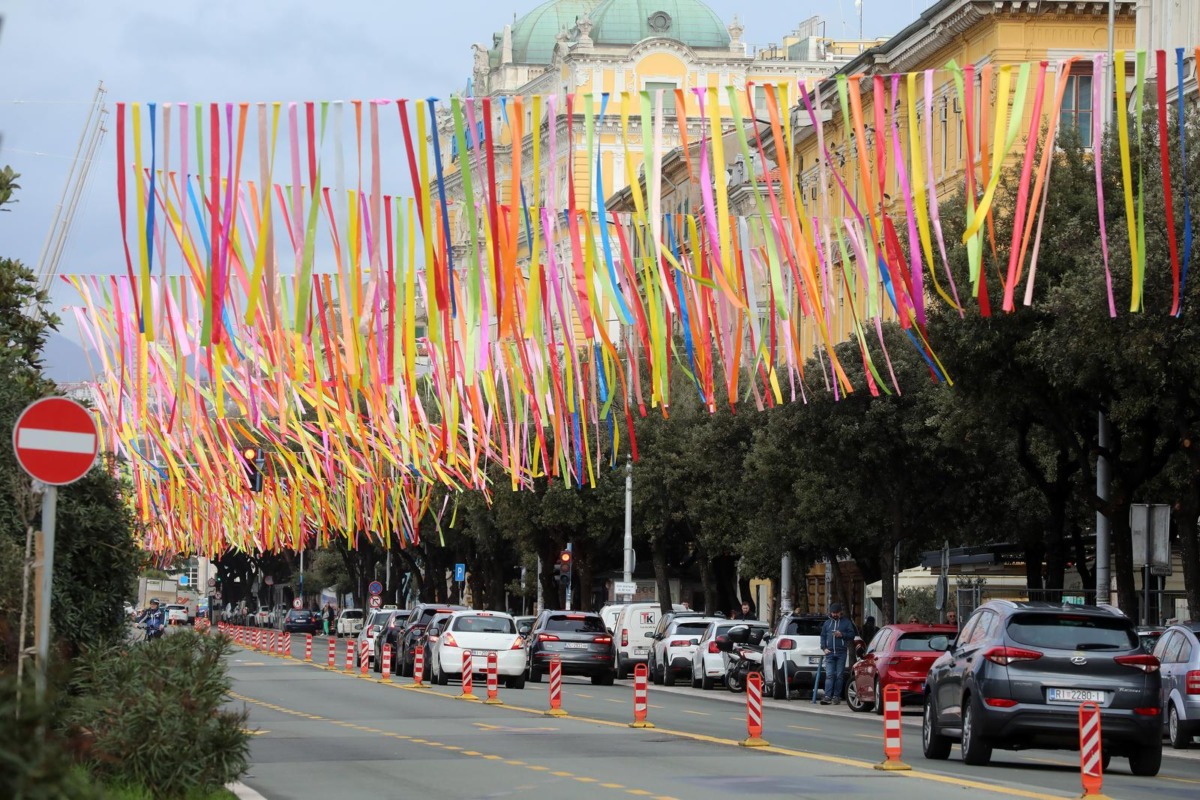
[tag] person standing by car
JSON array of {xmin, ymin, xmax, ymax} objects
[
  {"xmin": 819, "ymin": 603, "xmax": 856, "ymax": 705},
  {"xmin": 732, "ymin": 602, "xmax": 754, "ymax": 620},
  {"xmin": 322, "ymin": 604, "xmax": 333, "ymax": 636},
  {"xmin": 860, "ymin": 615, "xmax": 878, "ymax": 645}
]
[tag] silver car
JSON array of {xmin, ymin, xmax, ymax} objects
[{"xmin": 1153, "ymin": 621, "xmax": 1200, "ymax": 749}]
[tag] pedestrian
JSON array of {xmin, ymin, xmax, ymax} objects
[
  {"xmin": 819, "ymin": 602, "xmax": 856, "ymax": 705},
  {"xmin": 907, "ymin": 615, "xmax": 920, "ymax": 624},
  {"xmin": 733, "ymin": 601, "xmax": 753, "ymax": 620},
  {"xmin": 945, "ymin": 611, "xmax": 957, "ymax": 628},
  {"xmin": 860, "ymin": 615, "xmax": 878, "ymax": 645},
  {"xmin": 321, "ymin": 603, "xmax": 332, "ymax": 636}
]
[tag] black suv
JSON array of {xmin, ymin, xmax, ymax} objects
[
  {"xmin": 391, "ymin": 603, "xmax": 467, "ymax": 676},
  {"xmin": 526, "ymin": 611, "xmax": 616, "ymax": 685},
  {"xmin": 922, "ymin": 601, "xmax": 1162, "ymax": 775}
]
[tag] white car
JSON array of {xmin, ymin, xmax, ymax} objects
[
  {"xmin": 336, "ymin": 609, "xmax": 364, "ymax": 638},
  {"xmin": 165, "ymin": 604, "xmax": 190, "ymax": 625},
  {"xmin": 598, "ymin": 603, "xmax": 626, "ymax": 634},
  {"xmin": 691, "ymin": 620, "xmax": 770, "ymax": 690},
  {"xmin": 612, "ymin": 602, "xmax": 685, "ymax": 679},
  {"xmin": 253, "ymin": 606, "xmax": 273, "ymax": 627},
  {"xmin": 428, "ymin": 610, "xmax": 527, "ymax": 689},
  {"xmin": 357, "ymin": 610, "xmax": 397, "ymax": 667},
  {"xmin": 649, "ymin": 616, "xmax": 722, "ymax": 686},
  {"xmin": 762, "ymin": 613, "xmax": 827, "ymax": 699}
]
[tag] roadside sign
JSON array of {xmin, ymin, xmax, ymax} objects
[
  {"xmin": 208, "ymin": 577, "xmax": 217, "ymax": 588},
  {"xmin": 368, "ymin": 580, "xmax": 383, "ymax": 596},
  {"xmin": 13, "ymin": 396, "xmax": 98, "ymax": 486},
  {"xmin": 614, "ymin": 581, "xmax": 637, "ymax": 597},
  {"xmin": 292, "ymin": 598, "xmax": 303, "ymax": 609},
  {"xmin": 454, "ymin": 563, "xmax": 466, "ymax": 582},
  {"xmin": 178, "ymin": 574, "xmax": 190, "ymax": 586},
  {"xmin": 369, "ymin": 595, "xmax": 383, "ymax": 609}
]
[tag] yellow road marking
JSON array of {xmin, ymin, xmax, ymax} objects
[
  {"xmin": 461, "ymin": 750, "xmax": 481, "ymax": 756},
  {"xmin": 788, "ymin": 725, "xmax": 820, "ymax": 731},
  {"xmin": 577, "ymin": 693, "xmax": 593, "ymax": 698},
  {"xmin": 574, "ymin": 776, "xmax": 598, "ymax": 783},
  {"xmin": 680, "ymin": 710, "xmax": 709, "ymax": 716},
  {"xmin": 241, "ymin": 660, "xmax": 1072, "ymax": 800},
  {"xmin": 505, "ymin": 760, "xmax": 527, "ymax": 766},
  {"xmin": 601, "ymin": 783, "xmax": 625, "ymax": 789},
  {"xmin": 527, "ymin": 765, "xmax": 550, "ymax": 772},
  {"xmin": 627, "ymin": 791, "xmax": 653, "ymax": 797},
  {"xmin": 1163, "ymin": 776, "xmax": 1200, "ymax": 785},
  {"xmin": 552, "ymin": 771, "xmax": 574, "ymax": 777}
]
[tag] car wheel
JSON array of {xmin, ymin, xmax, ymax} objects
[
  {"xmin": 651, "ymin": 657, "xmax": 663, "ymax": 685},
  {"xmin": 596, "ymin": 672, "xmax": 615, "ymax": 687},
  {"xmin": 434, "ymin": 663, "xmax": 448, "ymax": 686},
  {"xmin": 846, "ymin": 679, "xmax": 869, "ymax": 713},
  {"xmin": 507, "ymin": 674, "xmax": 526, "ymax": 690},
  {"xmin": 873, "ymin": 678, "xmax": 884, "ymax": 715},
  {"xmin": 1129, "ymin": 739, "xmax": 1163, "ymax": 776},
  {"xmin": 664, "ymin": 665, "xmax": 677, "ymax": 686},
  {"xmin": 960, "ymin": 696, "xmax": 992, "ymax": 766},
  {"xmin": 771, "ymin": 674, "xmax": 786, "ymax": 700},
  {"xmin": 615, "ymin": 656, "xmax": 629, "ymax": 680},
  {"xmin": 1169, "ymin": 704, "xmax": 1193, "ymax": 749},
  {"xmin": 529, "ymin": 665, "xmax": 542, "ymax": 683},
  {"xmin": 922, "ymin": 694, "xmax": 952, "ymax": 760},
  {"xmin": 691, "ymin": 664, "xmax": 702, "ymax": 689}
]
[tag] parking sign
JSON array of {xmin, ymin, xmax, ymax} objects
[{"xmin": 454, "ymin": 563, "xmax": 466, "ymax": 582}]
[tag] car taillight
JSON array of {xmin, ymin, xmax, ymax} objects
[
  {"xmin": 983, "ymin": 646, "xmax": 1042, "ymax": 666},
  {"xmin": 1134, "ymin": 707, "xmax": 1160, "ymax": 716},
  {"xmin": 594, "ymin": 636, "xmax": 612, "ymax": 644},
  {"xmin": 1114, "ymin": 653, "xmax": 1160, "ymax": 673},
  {"xmin": 442, "ymin": 633, "xmax": 459, "ymax": 648},
  {"xmin": 510, "ymin": 638, "xmax": 524, "ymax": 650},
  {"xmin": 708, "ymin": 642, "xmax": 720, "ymax": 654},
  {"xmin": 1187, "ymin": 670, "xmax": 1200, "ymax": 695},
  {"xmin": 984, "ymin": 698, "xmax": 1017, "ymax": 708},
  {"xmin": 621, "ymin": 629, "xmax": 628, "ymax": 647},
  {"xmin": 670, "ymin": 639, "xmax": 690, "ymax": 647},
  {"xmin": 538, "ymin": 633, "xmax": 559, "ymax": 642},
  {"xmin": 777, "ymin": 639, "xmax": 795, "ymax": 651}
]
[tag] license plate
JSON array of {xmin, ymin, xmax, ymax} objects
[
  {"xmin": 635, "ymin": 647, "xmax": 648, "ymax": 654},
  {"xmin": 808, "ymin": 656, "xmax": 822, "ymax": 665},
  {"xmin": 1047, "ymin": 688, "xmax": 1108, "ymax": 704},
  {"xmin": 565, "ymin": 643, "xmax": 588, "ymax": 649}
]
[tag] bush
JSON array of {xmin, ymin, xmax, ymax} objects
[
  {"xmin": 0, "ymin": 676, "xmax": 102, "ymax": 800},
  {"xmin": 62, "ymin": 631, "xmax": 250, "ymax": 797}
]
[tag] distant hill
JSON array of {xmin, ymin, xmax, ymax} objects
[{"xmin": 43, "ymin": 332, "xmax": 95, "ymax": 383}]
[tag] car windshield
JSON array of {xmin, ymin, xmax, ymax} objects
[
  {"xmin": 783, "ymin": 618, "xmax": 825, "ymax": 637},
  {"xmin": 896, "ymin": 633, "xmax": 943, "ymax": 651},
  {"xmin": 544, "ymin": 614, "xmax": 605, "ymax": 633},
  {"xmin": 342, "ymin": 611, "xmax": 363, "ymax": 620},
  {"xmin": 673, "ymin": 622, "xmax": 712, "ymax": 637},
  {"xmin": 1007, "ymin": 614, "xmax": 1137, "ymax": 650},
  {"xmin": 452, "ymin": 616, "xmax": 515, "ymax": 634}
]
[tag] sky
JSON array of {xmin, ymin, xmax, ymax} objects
[{"xmin": 0, "ymin": 0, "xmax": 925, "ymax": 368}]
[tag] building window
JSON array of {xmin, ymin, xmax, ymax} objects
[
  {"xmin": 1060, "ymin": 69, "xmax": 1094, "ymax": 148},
  {"xmin": 646, "ymin": 81, "xmax": 678, "ymax": 116}
]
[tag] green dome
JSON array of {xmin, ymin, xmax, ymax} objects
[
  {"xmin": 505, "ymin": 0, "xmax": 604, "ymax": 64},
  {"xmin": 588, "ymin": 0, "xmax": 731, "ymax": 49}
]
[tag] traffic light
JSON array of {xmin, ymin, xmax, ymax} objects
[
  {"xmin": 239, "ymin": 447, "xmax": 263, "ymax": 492},
  {"xmin": 557, "ymin": 548, "xmax": 572, "ymax": 587}
]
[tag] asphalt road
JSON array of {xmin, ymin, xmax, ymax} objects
[{"xmin": 223, "ymin": 630, "xmax": 1200, "ymax": 800}]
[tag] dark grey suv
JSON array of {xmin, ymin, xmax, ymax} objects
[{"xmin": 922, "ymin": 601, "xmax": 1162, "ymax": 776}]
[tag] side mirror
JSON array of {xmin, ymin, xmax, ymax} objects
[
  {"xmin": 517, "ymin": 623, "xmax": 532, "ymax": 635},
  {"xmin": 929, "ymin": 635, "xmax": 952, "ymax": 652}
]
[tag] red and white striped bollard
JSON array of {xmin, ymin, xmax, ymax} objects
[
  {"xmin": 381, "ymin": 643, "xmax": 392, "ymax": 682},
  {"xmin": 283, "ymin": 632, "xmax": 293, "ymax": 657},
  {"xmin": 360, "ymin": 640, "xmax": 370, "ymax": 675},
  {"xmin": 413, "ymin": 646, "xmax": 425, "ymax": 686},
  {"xmin": 304, "ymin": 633, "xmax": 312, "ymax": 662},
  {"xmin": 630, "ymin": 662, "xmax": 654, "ymax": 728},
  {"xmin": 740, "ymin": 671, "xmax": 768, "ymax": 747},
  {"xmin": 1079, "ymin": 701, "xmax": 1104, "ymax": 795},
  {"xmin": 459, "ymin": 649, "xmax": 479, "ymax": 700},
  {"xmin": 327, "ymin": 637, "xmax": 336, "ymax": 668},
  {"xmin": 344, "ymin": 639, "xmax": 354, "ymax": 671},
  {"xmin": 873, "ymin": 684, "xmax": 910, "ymax": 770},
  {"xmin": 483, "ymin": 651, "xmax": 502, "ymax": 705},
  {"xmin": 545, "ymin": 655, "xmax": 567, "ymax": 717}
]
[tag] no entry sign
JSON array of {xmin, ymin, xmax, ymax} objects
[{"xmin": 13, "ymin": 397, "xmax": 98, "ymax": 486}]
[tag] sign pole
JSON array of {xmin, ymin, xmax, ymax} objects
[{"xmin": 35, "ymin": 485, "xmax": 57, "ymax": 703}]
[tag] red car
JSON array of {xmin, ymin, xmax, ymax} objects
[{"xmin": 847, "ymin": 623, "xmax": 957, "ymax": 713}]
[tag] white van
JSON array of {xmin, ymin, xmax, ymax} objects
[{"xmin": 612, "ymin": 602, "xmax": 684, "ymax": 679}]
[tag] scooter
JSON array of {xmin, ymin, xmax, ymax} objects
[{"xmin": 714, "ymin": 625, "xmax": 767, "ymax": 693}]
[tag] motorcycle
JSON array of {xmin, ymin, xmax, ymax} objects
[{"xmin": 714, "ymin": 625, "xmax": 767, "ymax": 693}]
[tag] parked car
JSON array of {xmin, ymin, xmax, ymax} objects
[
  {"xmin": 526, "ymin": 611, "xmax": 615, "ymax": 685},
  {"xmin": 762, "ymin": 613, "xmax": 827, "ymax": 699},
  {"xmin": 512, "ymin": 615, "xmax": 537, "ymax": 638},
  {"xmin": 691, "ymin": 620, "xmax": 769, "ymax": 690},
  {"xmin": 847, "ymin": 623, "xmax": 956, "ymax": 713},
  {"xmin": 1138, "ymin": 625, "xmax": 1167, "ymax": 655},
  {"xmin": 165, "ymin": 604, "xmax": 190, "ymax": 626},
  {"xmin": 335, "ymin": 609, "xmax": 364, "ymax": 638},
  {"xmin": 649, "ymin": 615, "xmax": 721, "ymax": 686},
  {"xmin": 370, "ymin": 609, "xmax": 412, "ymax": 674},
  {"xmin": 359, "ymin": 610, "xmax": 399, "ymax": 669},
  {"xmin": 428, "ymin": 610, "xmax": 526, "ymax": 689},
  {"xmin": 282, "ymin": 609, "xmax": 319, "ymax": 634},
  {"xmin": 271, "ymin": 604, "xmax": 291, "ymax": 629},
  {"xmin": 1152, "ymin": 620, "xmax": 1200, "ymax": 749},
  {"xmin": 412, "ymin": 612, "xmax": 456, "ymax": 677},
  {"xmin": 394, "ymin": 604, "xmax": 468, "ymax": 676},
  {"xmin": 922, "ymin": 600, "xmax": 1162, "ymax": 775},
  {"xmin": 611, "ymin": 603, "xmax": 686, "ymax": 679}
]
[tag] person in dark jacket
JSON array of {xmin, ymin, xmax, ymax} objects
[
  {"xmin": 860, "ymin": 615, "xmax": 878, "ymax": 646},
  {"xmin": 732, "ymin": 602, "xmax": 754, "ymax": 620},
  {"xmin": 819, "ymin": 603, "xmax": 857, "ymax": 705}
]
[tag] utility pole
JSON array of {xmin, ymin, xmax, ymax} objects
[
  {"xmin": 1095, "ymin": 0, "xmax": 1116, "ymax": 607},
  {"xmin": 779, "ymin": 551, "xmax": 793, "ymax": 616}
]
